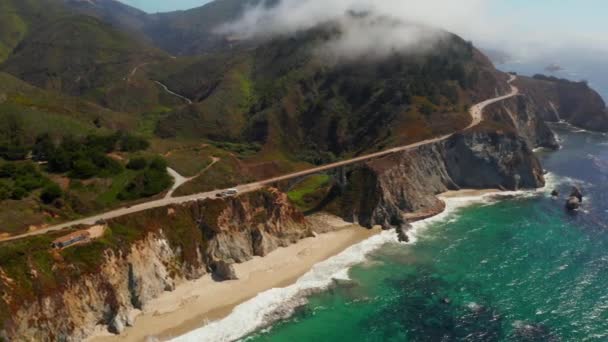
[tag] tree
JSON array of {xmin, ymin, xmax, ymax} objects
[
  {"xmin": 126, "ymin": 157, "xmax": 147, "ymax": 170},
  {"xmin": 70, "ymin": 159, "xmax": 98, "ymax": 179},
  {"xmin": 32, "ymin": 133, "xmax": 55, "ymax": 161},
  {"xmin": 0, "ymin": 163, "xmax": 16, "ymax": 178},
  {"xmin": 40, "ymin": 183, "xmax": 62, "ymax": 204},
  {"xmin": 47, "ymin": 147, "xmax": 73, "ymax": 173},
  {"xmin": 11, "ymin": 187, "xmax": 27, "ymax": 200},
  {"xmin": 119, "ymin": 134, "xmax": 149, "ymax": 152}
]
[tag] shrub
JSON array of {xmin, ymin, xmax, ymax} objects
[
  {"xmin": 119, "ymin": 134, "xmax": 149, "ymax": 152},
  {"xmin": 0, "ymin": 183, "xmax": 10, "ymax": 201},
  {"xmin": 118, "ymin": 158, "xmax": 172, "ymax": 200},
  {"xmin": 32, "ymin": 133, "xmax": 55, "ymax": 161},
  {"xmin": 47, "ymin": 148, "xmax": 73, "ymax": 173},
  {"xmin": 148, "ymin": 156, "xmax": 168, "ymax": 171},
  {"xmin": 40, "ymin": 183, "xmax": 62, "ymax": 204},
  {"xmin": 126, "ymin": 157, "xmax": 147, "ymax": 170},
  {"xmin": 11, "ymin": 187, "xmax": 27, "ymax": 200},
  {"xmin": 70, "ymin": 159, "xmax": 98, "ymax": 179},
  {"xmin": 0, "ymin": 163, "xmax": 16, "ymax": 178}
]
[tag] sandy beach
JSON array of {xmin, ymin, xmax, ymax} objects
[
  {"xmin": 89, "ymin": 215, "xmax": 379, "ymax": 342},
  {"xmin": 88, "ymin": 191, "xmax": 502, "ymax": 342},
  {"xmin": 440, "ymin": 188, "xmax": 502, "ymax": 198}
]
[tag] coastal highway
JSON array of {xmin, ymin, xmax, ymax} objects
[{"xmin": 0, "ymin": 75, "xmax": 519, "ymax": 243}]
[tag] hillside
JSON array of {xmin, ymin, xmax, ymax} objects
[
  {"xmin": 0, "ymin": 0, "xmax": 67, "ymax": 62},
  {"xmin": 152, "ymin": 25, "xmax": 503, "ymax": 164},
  {"xmin": 63, "ymin": 0, "xmax": 267, "ymax": 55},
  {"xmin": 1, "ymin": 14, "xmax": 167, "ymax": 105}
]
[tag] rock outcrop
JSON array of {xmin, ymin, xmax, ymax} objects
[
  {"xmin": 516, "ymin": 75, "xmax": 608, "ymax": 132},
  {"xmin": 566, "ymin": 197, "xmax": 581, "ymax": 211},
  {"xmin": 0, "ymin": 189, "xmax": 311, "ymax": 341},
  {"xmin": 485, "ymin": 94, "xmax": 559, "ymax": 150},
  {"xmin": 329, "ymin": 130, "xmax": 545, "ymax": 230}
]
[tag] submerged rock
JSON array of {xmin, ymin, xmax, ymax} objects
[
  {"xmin": 551, "ymin": 190, "xmax": 559, "ymax": 197},
  {"xmin": 566, "ymin": 196, "xmax": 581, "ymax": 211}
]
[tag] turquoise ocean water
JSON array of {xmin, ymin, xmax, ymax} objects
[
  {"xmin": 173, "ymin": 124, "xmax": 608, "ymax": 341},
  {"xmin": 241, "ymin": 125, "xmax": 608, "ymax": 342}
]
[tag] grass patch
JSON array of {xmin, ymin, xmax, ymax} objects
[{"xmin": 287, "ymin": 174, "xmax": 332, "ymax": 212}]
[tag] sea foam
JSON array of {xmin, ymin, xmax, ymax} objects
[
  {"xmin": 171, "ymin": 231, "xmax": 397, "ymax": 342},
  {"xmin": 172, "ymin": 189, "xmax": 545, "ymax": 342}
]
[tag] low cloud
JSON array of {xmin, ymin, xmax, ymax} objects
[
  {"xmin": 217, "ymin": 0, "xmax": 608, "ymax": 63},
  {"xmin": 217, "ymin": 0, "xmax": 490, "ymax": 60}
]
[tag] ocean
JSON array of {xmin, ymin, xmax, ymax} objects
[{"xmin": 175, "ymin": 125, "xmax": 608, "ymax": 341}]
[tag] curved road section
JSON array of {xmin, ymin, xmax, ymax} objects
[{"xmin": 1, "ymin": 76, "xmax": 519, "ymax": 243}]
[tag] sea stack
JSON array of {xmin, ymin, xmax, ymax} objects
[
  {"xmin": 570, "ymin": 186, "xmax": 583, "ymax": 202},
  {"xmin": 566, "ymin": 197, "xmax": 581, "ymax": 211}
]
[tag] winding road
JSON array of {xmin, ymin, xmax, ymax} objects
[
  {"xmin": 0, "ymin": 76, "xmax": 519, "ymax": 243},
  {"xmin": 155, "ymin": 81, "xmax": 193, "ymax": 105}
]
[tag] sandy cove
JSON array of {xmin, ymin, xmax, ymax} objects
[
  {"xmin": 89, "ymin": 214, "xmax": 380, "ymax": 342},
  {"xmin": 89, "ymin": 190, "xmax": 503, "ymax": 342}
]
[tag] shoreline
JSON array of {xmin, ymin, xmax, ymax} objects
[
  {"xmin": 88, "ymin": 215, "xmax": 380, "ymax": 342},
  {"xmin": 90, "ymin": 189, "xmax": 520, "ymax": 342}
]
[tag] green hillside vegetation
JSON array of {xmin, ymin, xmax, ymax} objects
[
  {"xmin": 143, "ymin": 0, "xmax": 262, "ymax": 55},
  {"xmin": 1, "ymin": 11, "xmax": 172, "ymax": 113},
  {"xmin": 0, "ymin": 72, "xmax": 138, "ymax": 133},
  {"xmin": 0, "ymin": 128, "xmax": 172, "ymax": 235},
  {"xmin": 0, "ymin": 0, "xmax": 66, "ymax": 62},
  {"xmin": 287, "ymin": 174, "xmax": 332, "ymax": 212},
  {"xmin": 154, "ymin": 27, "xmax": 482, "ymax": 166}
]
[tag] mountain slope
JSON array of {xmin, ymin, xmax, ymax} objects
[
  {"xmin": 0, "ymin": 0, "xmax": 66, "ymax": 62},
  {"xmin": 1, "ymin": 14, "xmax": 166, "ymax": 99},
  {"xmin": 153, "ymin": 25, "xmax": 505, "ymax": 165},
  {"xmin": 63, "ymin": 0, "xmax": 264, "ymax": 55}
]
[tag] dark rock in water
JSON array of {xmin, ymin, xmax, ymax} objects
[
  {"xmin": 566, "ymin": 196, "xmax": 581, "ymax": 211},
  {"xmin": 440, "ymin": 298, "xmax": 451, "ymax": 305},
  {"xmin": 396, "ymin": 222, "xmax": 412, "ymax": 243},
  {"xmin": 570, "ymin": 186, "xmax": 583, "ymax": 202},
  {"xmin": 551, "ymin": 190, "xmax": 559, "ymax": 197},
  {"xmin": 211, "ymin": 259, "xmax": 238, "ymax": 281}
]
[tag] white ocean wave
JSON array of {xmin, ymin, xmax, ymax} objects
[
  {"xmin": 171, "ymin": 230, "xmax": 398, "ymax": 342},
  {"xmin": 172, "ymin": 186, "xmax": 547, "ymax": 342}
]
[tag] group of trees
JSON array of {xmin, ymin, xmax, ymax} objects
[
  {"xmin": 0, "ymin": 124, "xmax": 163, "ymax": 204},
  {"xmin": 33, "ymin": 132, "xmax": 150, "ymax": 180},
  {"xmin": 0, "ymin": 162, "xmax": 61, "ymax": 203},
  {"xmin": 119, "ymin": 157, "xmax": 172, "ymax": 200}
]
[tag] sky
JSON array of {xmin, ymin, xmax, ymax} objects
[
  {"xmin": 119, "ymin": 0, "xmax": 211, "ymax": 13},
  {"xmin": 119, "ymin": 0, "xmax": 608, "ymax": 59},
  {"xmin": 119, "ymin": 0, "xmax": 607, "ymax": 49}
]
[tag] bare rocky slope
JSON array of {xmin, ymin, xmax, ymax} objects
[{"xmin": 0, "ymin": 188, "xmax": 312, "ymax": 341}]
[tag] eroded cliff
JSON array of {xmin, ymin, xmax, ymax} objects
[
  {"xmin": 516, "ymin": 75, "xmax": 608, "ymax": 132},
  {"xmin": 0, "ymin": 189, "xmax": 311, "ymax": 341},
  {"xmin": 326, "ymin": 129, "xmax": 545, "ymax": 230}
]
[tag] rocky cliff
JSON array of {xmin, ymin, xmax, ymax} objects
[
  {"xmin": 327, "ymin": 129, "xmax": 545, "ymax": 229},
  {"xmin": 0, "ymin": 189, "xmax": 312, "ymax": 341},
  {"xmin": 515, "ymin": 75, "xmax": 608, "ymax": 132},
  {"xmin": 485, "ymin": 93, "xmax": 559, "ymax": 150}
]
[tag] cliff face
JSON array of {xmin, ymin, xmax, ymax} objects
[
  {"xmin": 516, "ymin": 76, "xmax": 608, "ymax": 132},
  {"xmin": 485, "ymin": 94, "xmax": 559, "ymax": 149},
  {"xmin": 0, "ymin": 189, "xmax": 311, "ymax": 341},
  {"xmin": 329, "ymin": 130, "xmax": 545, "ymax": 229}
]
